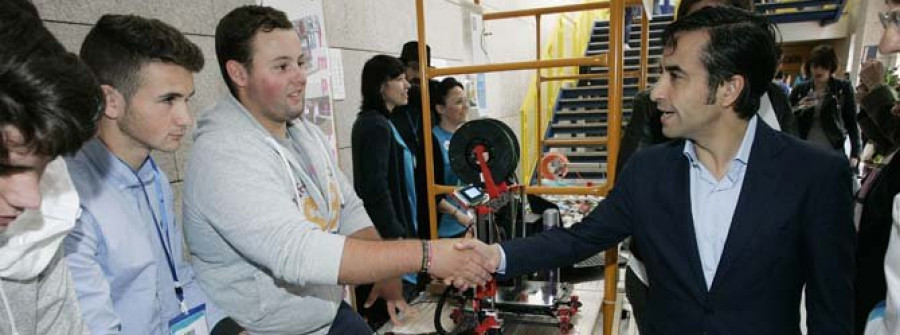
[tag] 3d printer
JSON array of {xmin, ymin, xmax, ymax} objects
[{"xmin": 434, "ymin": 119, "xmax": 582, "ymax": 335}]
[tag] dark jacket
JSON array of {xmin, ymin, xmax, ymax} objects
[
  {"xmin": 853, "ymin": 84, "xmax": 900, "ymax": 335},
  {"xmin": 352, "ymin": 109, "xmax": 415, "ymax": 239},
  {"xmin": 389, "ymin": 82, "xmax": 444, "ymax": 239},
  {"xmin": 790, "ymin": 77, "xmax": 861, "ymax": 158},
  {"xmin": 617, "ymin": 85, "xmax": 796, "ymax": 263},
  {"xmin": 504, "ymin": 121, "xmax": 855, "ymax": 334}
]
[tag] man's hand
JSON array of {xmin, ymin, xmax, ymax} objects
[
  {"xmin": 428, "ymin": 239, "xmax": 495, "ymax": 289},
  {"xmin": 365, "ymin": 277, "xmax": 411, "ymax": 326},
  {"xmin": 438, "ymin": 239, "xmax": 502, "ymax": 290},
  {"xmin": 454, "ymin": 239, "xmax": 501, "ymax": 270},
  {"xmin": 860, "ymin": 60, "xmax": 886, "ymax": 90}
]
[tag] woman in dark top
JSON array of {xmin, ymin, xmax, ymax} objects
[
  {"xmin": 789, "ymin": 44, "xmax": 860, "ymax": 164},
  {"xmin": 351, "ymin": 54, "xmax": 415, "ymax": 329}
]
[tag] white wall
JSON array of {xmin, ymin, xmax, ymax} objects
[{"xmin": 325, "ymin": 0, "xmax": 582, "ymax": 181}]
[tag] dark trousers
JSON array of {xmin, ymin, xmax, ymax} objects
[
  {"xmin": 328, "ymin": 301, "xmax": 373, "ymax": 334},
  {"xmin": 625, "ymin": 267, "xmax": 649, "ymax": 334}
]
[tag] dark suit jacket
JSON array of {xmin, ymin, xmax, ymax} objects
[{"xmin": 502, "ymin": 121, "xmax": 855, "ymax": 334}]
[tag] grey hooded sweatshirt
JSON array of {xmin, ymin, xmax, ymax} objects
[{"xmin": 183, "ymin": 95, "xmax": 372, "ymax": 334}]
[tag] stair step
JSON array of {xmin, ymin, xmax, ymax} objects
[
  {"xmin": 590, "ymin": 30, "xmax": 665, "ymax": 43},
  {"xmin": 545, "ymin": 137, "xmax": 607, "ymax": 147},
  {"xmin": 593, "ymin": 20, "xmax": 671, "ymax": 30},
  {"xmin": 552, "ymin": 121, "xmax": 609, "ymax": 129},
  {"xmin": 561, "ymin": 85, "xmax": 641, "ymax": 98},
  {"xmin": 587, "ymin": 45, "xmax": 664, "ymax": 55}
]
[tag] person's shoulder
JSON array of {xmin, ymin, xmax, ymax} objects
[
  {"xmin": 777, "ymin": 131, "xmax": 845, "ymax": 167},
  {"xmin": 626, "ymin": 139, "xmax": 683, "ymax": 169},
  {"xmin": 353, "ymin": 110, "xmax": 392, "ymax": 131}
]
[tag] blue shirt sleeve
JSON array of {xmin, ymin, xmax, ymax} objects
[{"xmin": 64, "ymin": 210, "xmax": 123, "ymax": 335}]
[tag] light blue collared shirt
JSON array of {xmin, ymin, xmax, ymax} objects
[
  {"xmin": 684, "ymin": 116, "xmax": 757, "ymax": 289},
  {"xmin": 64, "ymin": 139, "xmax": 225, "ymax": 334}
]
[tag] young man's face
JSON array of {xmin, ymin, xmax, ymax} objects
[
  {"xmin": 242, "ymin": 28, "xmax": 307, "ymax": 126},
  {"xmin": 0, "ymin": 126, "xmax": 52, "ymax": 228},
  {"xmin": 117, "ymin": 62, "xmax": 195, "ymax": 153},
  {"xmin": 652, "ymin": 30, "xmax": 726, "ymax": 141}
]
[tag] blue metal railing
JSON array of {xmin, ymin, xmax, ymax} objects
[{"xmin": 755, "ymin": 0, "xmax": 846, "ymax": 25}]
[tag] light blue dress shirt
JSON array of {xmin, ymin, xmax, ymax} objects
[
  {"xmin": 64, "ymin": 139, "xmax": 224, "ymax": 335},
  {"xmin": 684, "ymin": 116, "xmax": 757, "ymax": 289}
]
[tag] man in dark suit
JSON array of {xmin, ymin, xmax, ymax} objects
[{"xmin": 460, "ymin": 6, "xmax": 854, "ymax": 334}]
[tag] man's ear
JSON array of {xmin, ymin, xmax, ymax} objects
[
  {"xmin": 226, "ymin": 60, "xmax": 249, "ymax": 90},
  {"xmin": 100, "ymin": 85, "xmax": 124, "ymax": 119},
  {"xmin": 719, "ymin": 75, "xmax": 745, "ymax": 108}
]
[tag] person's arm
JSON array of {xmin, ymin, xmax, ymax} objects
[
  {"xmin": 351, "ymin": 117, "xmax": 406, "ymax": 239},
  {"xmin": 860, "ymin": 85, "xmax": 898, "ymax": 126},
  {"xmin": 802, "ymin": 154, "xmax": 855, "ymax": 334},
  {"xmin": 348, "ymin": 227, "xmax": 410, "ymax": 325},
  {"xmin": 188, "ymin": 135, "xmax": 493, "ymax": 288},
  {"xmin": 840, "ymin": 81, "xmax": 862, "ymax": 159},
  {"xmin": 437, "ymin": 199, "xmax": 472, "ymax": 226},
  {"xmin": 63, "ymin": 211, "xmax": 121, "ymax": 334},
  {"xmin": 496, "ymin": 151, "xmax": 640, "ymax": 277},
  {"xmin": 39, "ymin": 248, "xmax": 91, "ymax": 335}
]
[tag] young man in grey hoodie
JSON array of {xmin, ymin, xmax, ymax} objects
[
  {"xmin": 183, "ymin": 5, "xmax": 496, "ymax": 334},
  {"xmin": 0, "ymin": 1, "xmax": 102, "ymax": 334}
]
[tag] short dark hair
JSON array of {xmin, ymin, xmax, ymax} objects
[
  {"xmin": 675, "ymin": 0, "xmax": 754, "ymax": 20},
  {"xmin": 431, "ymin": 77, "xmax": 465, "ymax": 125},
  {"xmin": 80, "ymin": 15, "xmax": 203, "ymax": 100},
  {"xmin": 0, "ymin": 5, "xmax": 102, "ymax": 160},
  {"xmin": 662, "ymin": 6, "xmax": 779, "ymax": 119},
  {"xmin": 400, "ymin": 41, "xmax": 432, "ymax": 68},
  {"xmin": 360, "ymin": 55, "xmax": 405, "ymax": 112},
  {"xmin": 215, "ymin": 5, "xmax": 293, "ymax": 98},
  {"xmin": 431, "ymin": 77, "xmax": 464, "ymax": 116},
  {"xmin": 807, "ymin": 44, "xmax": 839, "ymax": 74}
]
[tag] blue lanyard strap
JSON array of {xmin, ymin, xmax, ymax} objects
[{"xmin": 133, "ymin": 158, "xmax": 184, "ymax": 308}]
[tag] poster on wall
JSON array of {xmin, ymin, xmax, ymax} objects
[{"xmin": 260, "ymin": 0, "xmax": 338, "ymax": 160}]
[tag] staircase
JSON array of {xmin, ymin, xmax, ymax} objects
[
  {"xmin": 539, "ymin": 14, "xmax": 673, "ymax": 186},
  {"xmin": 755, "ymin": 0, "xmax": 846, "ymax": 25}
]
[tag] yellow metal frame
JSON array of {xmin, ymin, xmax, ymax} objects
[{"xmin": 415, "ymin": 1, "xmax": 649, "ymax": 333}]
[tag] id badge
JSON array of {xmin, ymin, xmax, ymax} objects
[{"xmin": 168, "ymin": 304, "xmax": 209, "ymax": 335}]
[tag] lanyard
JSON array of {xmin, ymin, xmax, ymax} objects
[{"xmin": 133, "ymin": 158, "xmax": 187, "ymax": 314}]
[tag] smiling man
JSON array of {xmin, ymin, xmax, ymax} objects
[
  {"xmin": 463, "ymin": 6, "xmax": 855, "ymax": 334},
  {"xmin": 63, "ymin": 15, "xmax": 242, "ymax": 335},
  {"xmin": 183, "ymin": 5, "xmax": 493, "ymax": 334}
]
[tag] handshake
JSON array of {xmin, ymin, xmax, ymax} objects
[{"xmin": 427, "ymin": 238, "xmax": 503, "ymax": 290}]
